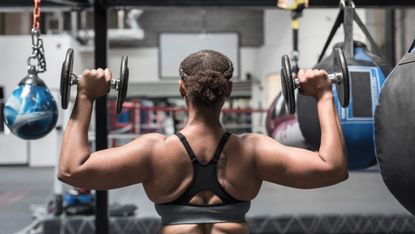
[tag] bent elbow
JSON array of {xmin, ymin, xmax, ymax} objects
[
  {"xmin": 338, "ymin": 168, "xmax": 349, "ymax": 182},
  {"xmin": 57, "ymin": 167, "xmax": 79, "ymax": 185},
  {"xmin": 337, "ymin": 154, "xmax": 349, "ymax": 182},
  {"xmin": 330, "ymin": 165, "xmax": 349, "ymax": 184},
  {"xmin": 57, "ymin": 168, "xmax": 71, "ymax": 183},
  {"xmin": 57, "ymin": 152, "xmax": 91, "ymax": 185}
]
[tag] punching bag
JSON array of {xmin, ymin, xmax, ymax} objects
[
  {"xmin": 4, "ymin": 66, "xmax": 58, "ymax": 140},
  {"xmin": 0, "ymin": 87, "xmax": 4, "ymax": 133},
  {"xmin": 266, "ymin": 92, "xmax": 305, "ymax": 147},
  {"xmin": 3, "ymin": 12, "xmax": 58, "ymax": 140},
  {"xmin": 296, "ymin": 3, "xmax": 392, "ymax": 170},
  {"xmin": 374, "ymin": 39, "xmax": 415, "ymax": 215},
  {"xmin": 297, "ymin": 42, "xmax": 391, "ymax": 169}
]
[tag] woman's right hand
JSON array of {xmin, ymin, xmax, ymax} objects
[
  {"xmin": 77, "ymin": 68, "xmax": 112, "ymax": 101},
  {"xmin": 297, "ymin": 69, "xmax": 332, "ymax": 100}
]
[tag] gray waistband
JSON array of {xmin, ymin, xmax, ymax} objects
[{"xmin": 155, "ymin": 201, "xmax": 251, "ymax": 225}]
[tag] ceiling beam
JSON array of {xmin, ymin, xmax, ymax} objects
[
  {"xmin": 0, "ymin": 0, "xmax": 414, "ymax": 10},
  {"xmin": 45, "ymin": 0, "xmax": 91, "ymax": 7},
  {"xmin": 0, "ymin": 0, "xmax": 90, "ymax": 11},
  {"xmin": 106, "ymin": 0, "xmax": 415, "ymax": 8}
]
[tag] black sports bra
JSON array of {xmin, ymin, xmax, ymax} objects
[
  {"xmin": 169, "ymin": 131, "xmax": 241, "ymax": 204},
  {"xmin": 154, "ymin": 131, "xmax": 251, "ymax": 225}
]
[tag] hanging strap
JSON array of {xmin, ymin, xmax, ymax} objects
[
  {"xmin": 408, "ymin": 38, "xmax": 415, "ymax": 53},
  {"xmin": 343, "ymin": 5, "xmax": 354, "ymax": 59},
  {"xmin": 317, "ymin": 1, "xmax": 384, "ymax": 62},
  {"xmin": 212, "ymin": 132, "xmax": 232, "ymax": 163},
  {"xmin": 176, "ymin": 132, "xmax": 197, "ymax": 162},
  {"xmin": 318, "ymin": 10, "xmax": 343, "ymax": 62}
]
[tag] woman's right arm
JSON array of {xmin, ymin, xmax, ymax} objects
[
  {"xmin": 251, "ymin": 69, "xmax": 348, "ymax": 189},
  {"xmin": 58, "ymin": 69, "xmax": 164, "ymax": 190}
]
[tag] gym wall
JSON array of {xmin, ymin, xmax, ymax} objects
[{"xmin": 0, "ymin": 8, "xmax": 367, "ymax": 166}]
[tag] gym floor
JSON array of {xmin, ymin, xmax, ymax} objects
[{"xmin": 0, "ymin": 166, "xmax": 409, "ymax": 234}]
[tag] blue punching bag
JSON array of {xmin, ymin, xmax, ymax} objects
[
  {"xmin": 297, "ymin": 42, "xmax": 391, "ymax": 170},
  {"xmin": 4, "ymin": 66, "xmax": 58, "ymax": 140},
  {"xmin": 296, "ymin": 3, "xmax": 392, "ymax": 170}
]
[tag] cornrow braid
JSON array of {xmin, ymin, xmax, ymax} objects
[{"xmin": 179, "ymin": 50, "xmax": 233, "ymax": 105}]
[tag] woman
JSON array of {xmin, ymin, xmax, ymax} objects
[{"xmin": 58, "ymin": 50, "xmax": 348, "ymax": 234}]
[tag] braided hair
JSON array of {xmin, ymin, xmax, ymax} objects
[{"xmin": 179, "ymin": 50, "xmax": 233, "ymax": 105}]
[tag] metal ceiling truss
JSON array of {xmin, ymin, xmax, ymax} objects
[
  {"xmin": 106, "ymin": 0, "xmax": 415, "ymax": 8},
  {"xmin": 0, "ymin": 0, "xmax": 91, "ymax": 11},
  {"xmin": 0, "ymin": 0, "xmax": 414, "ymax": 11}
]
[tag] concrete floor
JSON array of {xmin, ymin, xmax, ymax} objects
[{"xmin": 0, "ymin": 166, "xmax": 410, "ymax": 234}]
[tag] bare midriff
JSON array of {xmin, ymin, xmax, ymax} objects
[
  {"xmin": 160, "ymin": 222, "xmax": 249, "ymax": 234},
  {"xmin": 159, "ymin": 191, "xmax": 249, "ymax": 234}
]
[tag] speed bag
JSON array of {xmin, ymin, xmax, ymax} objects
[{"xmin": 297, "ymin": 41, "xmax": 392, "ymax": 170}]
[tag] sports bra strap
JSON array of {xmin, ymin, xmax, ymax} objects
[
  {"xmin": 212, "ymin": 132, "xmax": 232, "ymax": 162},
  {"xmin": 176, "ymin": 131, "xmax": 232, "ymax": 163},
  {"xmin": 176, "ymin": 132, "xmax": 197, "ymax": 162}
]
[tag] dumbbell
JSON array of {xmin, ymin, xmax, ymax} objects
[
  {"xmin": 281, "ymin": 47, "xmax": 350, "ymax": 114},
  {"xmin": 60, "ymin": 48, "xmax": 129, "ymax": 114}
]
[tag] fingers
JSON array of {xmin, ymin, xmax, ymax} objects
[
  {"xmin": 299, "ymin": 69, "xmax": 328, "ymax": 81},
  {"xmin": 96, "ymin": 68, "xmax": 105, "ymax": 79},
  {"xmin": 319, "ymin": 69, "xmax": 328, "ymax": 77},
  {"xmin": 82, "ymin": 68, "xmax": 109, "ymax": 78},
  {"xmin": 313, "ymin": 69, "xmax": 328, "ymax": 79},
  {"xmin": 298, "ymin": 69, "xmax": 312, "ymax": 83},
  {"xmin": 104, "ymin": 68, "xmax": 112, "ymax": 82},
  {"xmin": 82, "ymin": 69, "xmax": 90, "ymax": 77},
  {"xmin": 297, "ymin": 69, "xmax": 305, "ymax": 80}
]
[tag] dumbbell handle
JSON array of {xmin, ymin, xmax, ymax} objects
[
  {"xmin": 69, "ymin": 74, "xmax": 120, "ymax": 90},
  {"xmin": 293, "ymin": 72, "xmax": 343, "ymax": 88},
  {"xmin": 327, "ymin": 72, "xmax": 343, "ymax": 84}
]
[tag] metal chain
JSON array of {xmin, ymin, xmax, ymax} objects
[
  {"xmin": 27, "ymin": 29, "xmax": 47, "ymax": 73},
  {"xmin": 27, "ymin": 0, "xmax": 47, "ymax": 74},
  {"xmin": 32, "ymin": 0, "xmax": 41, "ymax": 30}
]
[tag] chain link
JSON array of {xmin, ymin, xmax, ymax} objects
[
  {"xmin": 32, "ymin": 0, "xmax": 41, "ymax": 30},
  {"xmin": 27, "ymin": 29, "xmax": 47, "ymax": 73},
  {"xmin": 27, "ymin": 0, "xmax": 46, "ymax": 74}
]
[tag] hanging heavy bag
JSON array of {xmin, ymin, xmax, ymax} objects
[
  {"xmin": 374, "ymin": 39, "xmax": 415, "ymax": 215},
  {"xmin": 296, "ymin": 1, "xmax": 392, "ymax": 170}
]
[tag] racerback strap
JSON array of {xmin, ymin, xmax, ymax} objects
[
  {"xmin": 176, "ymin": 131, "xmax": 232, "ymax": 163},
  {"xmin": 176, "ymin": 132, "xmax": 197, "ymax": 162},
  {"xmin": 212, "ymin": 132, "xmax": 232, "ymax": 162}
]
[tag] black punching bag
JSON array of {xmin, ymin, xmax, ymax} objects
[
  {"xmin": 374, "ymin": 40, "xmax": 415, "ymax": 215},
  {"xmin": 0, "ymin": 87, "xmax": 4, "ymax": 132}
]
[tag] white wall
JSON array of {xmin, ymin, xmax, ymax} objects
[
  {"xmin": 0, "ymin": 9, "xmax": 368, "ymax": 165},
  {"xmin": 109, "ymin": 48, "xmax": 159, "ymax": 82},
  {"xmin": 81, "ymin": 47, "xmax": 259, "ymax": 83}
]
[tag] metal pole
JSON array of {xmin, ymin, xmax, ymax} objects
[
  {"xmin": 384, "ymin": 9, "xmax": 396, "ymax": 66},
  {"xmin": 291, "ymin": 9, "xmax": 301, "ymax": 74},
  {"xmin": 94, "ymin": 1, "xmax": 108, "ymax": 234}
]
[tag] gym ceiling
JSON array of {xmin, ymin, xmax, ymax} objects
[{"xmin": 0, "ymin": 0, "xmax": 415, "ymax": 9}]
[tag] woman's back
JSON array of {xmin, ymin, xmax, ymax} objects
[
  {"xmin": 142, "ymin": 127, "xmax": 260, "ymax": 234},
  {"xmin": 143, "ymin": 128, "xmax": 262, "ymax": 205}
]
